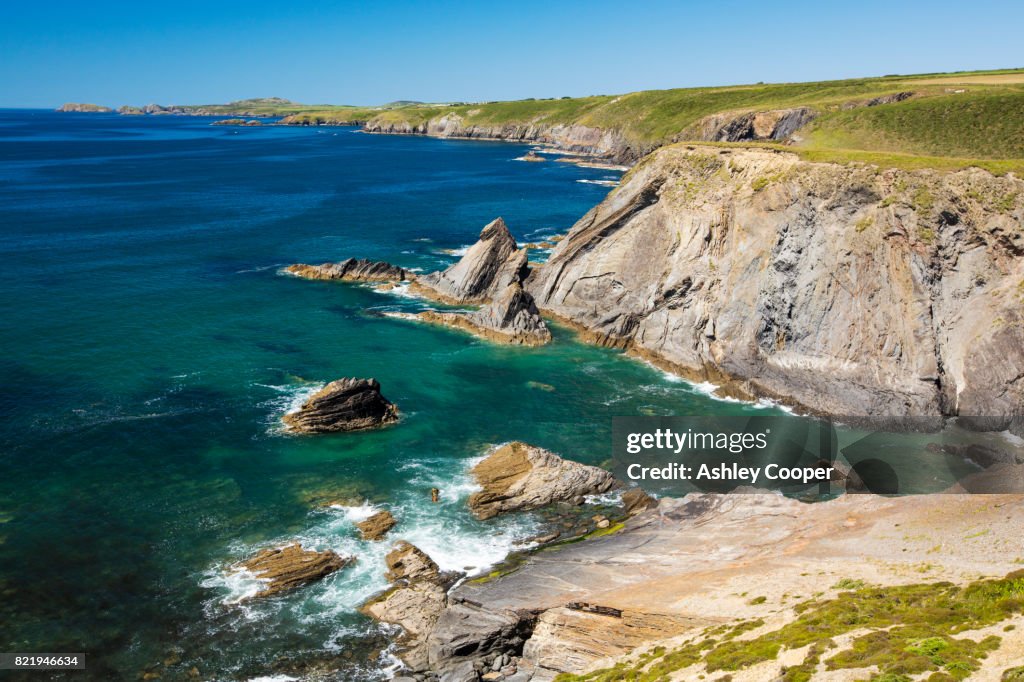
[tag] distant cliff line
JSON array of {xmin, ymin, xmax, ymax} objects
[{"xmin": 60, "ymin": 67, "xmax": 1024, "ymax": 172}]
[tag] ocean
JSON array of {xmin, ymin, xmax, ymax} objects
[{"xmin": 0, "ymin": 110, "xmax": 782, "ymax": 680}]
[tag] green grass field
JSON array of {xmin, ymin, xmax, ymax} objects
[{"xmin": 207, "ymin": 69, "xmax": 1024, "ymax": 173}]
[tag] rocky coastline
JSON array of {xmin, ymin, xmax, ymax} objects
[
  {"xmin": 263, "ymin": 125, "xmax": 1024, "ymax": 680},
  {"xmin": 526, "ymin": 144, "xmax": 1024, "ymax": 432}
]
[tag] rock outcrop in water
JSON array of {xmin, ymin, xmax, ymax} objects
[
  {"xmin": 419, "ymin": 281, "xmax": 552, "ymax": 346},
  {"xmin": 527, "ymin": 144, "xmax": 1024, "ymax": 430},
  {"xmin": 408, "ymin": 219, "xmax": 552, "ymax": 345},
  {"xmin": 356, "ymin": 510, "xmax": 397, "ymax": 541},
  {"xmin": 283, "ymin": 378, "xmax": 398, "ymax": 433},
  {"xmin": 468, "ymin": 442, "xmax": 616, "ymax": 520},
  {"xmin": 413, "ymin": 218, "xmax": 525, "ymax": 304},
  {"xmin": 361, "ymin": 542, "xmax": 455, "ymax": 670},
  {"xmin": 286, "ymin": 258, "xmax": 411, "ymax": 282},
  {"xmin": 212, "ymin": 118, "xmax": 263, "ymax": 126},
  {"xmin": 232, "ymin": 543, "xmax": 351, "ymax": 599}
]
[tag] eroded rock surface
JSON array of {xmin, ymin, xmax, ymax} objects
[
  {"xmin": 419, "ymin": 282, "xmax": 551, "ymax": 346},
  {"xmin": 528, "ymin": 144, "xmax": 1024, "ymax": 429},
  {"xmin": 414, "ymin": 219, "xmax": 525, "ymax": 304},
  {"xmin": 468, "ymin": 442, "xmax": 616, "ymax": 520},
  {"xmin": 362, "ymin": 542, "xmax": 454, "ymax": 670},
  {"xmin": 285, "ymin": 258, "xmax": 410, "ymax": 282},
  {"xmin": 356, "ymin": 510, "xmax": 397, "ymax": 541},
  {"xmin": 621, "ymin": 487, "xmax": 658, "ymax": 516},
  {"xmin": 232, "ymin": 543, "xmax": 350, "ymax": 599},
  {"xmin": 283, "ymin": 378, "xmax": 398, "ymax": 433}
]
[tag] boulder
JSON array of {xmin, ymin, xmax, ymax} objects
[
  {"xmin": 426, "ymin": 602, "xmax": 530, "ymax": 671},
  {"xmin": 356, "ymin": 510, "xmax": 397, "ymax": 541},
  {"xmin": 414, "ymin": 218, "xmax": 525, "ymax": 303},
  {"xmin": 621, "ymin": 487, "xmax": 658, "ymax": 516},
  {"xmin": 468, "ymin": 442, "xmax": 616, "ymax": 520},
  {"xmin": 285, "ymin": 258, "xmax": 410, "ymax": 282},
  {"xmin": 283, "ymin": 378, "xmax": 398, "ymax": 433},
  {"xmin": 231, "ymin": 543, "xmax": 351, "ymax": 599},
  {"xmin": 385, "ymin": 541, "xmax": 441, "ymax": 582}
]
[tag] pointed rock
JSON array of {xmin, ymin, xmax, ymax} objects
[
  {"xmin": 283, "ymin": 378, "xmax": 398, "ymax": 433},
  {"xmin": 465, "ymin": 281, "xmax": 551, "ymax": 345},
  {"xmin": 414, "ymin": 218, "xmax": 524, "ymax": 303}
]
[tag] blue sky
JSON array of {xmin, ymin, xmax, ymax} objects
[{"xmin": 2, "ymin": 0, "xmax": 1022, "ymax": 107}]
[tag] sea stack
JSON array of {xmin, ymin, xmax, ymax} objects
[
  {"xmin": 413, "ymin": 218, "xmax": 525, "ymax": 304},
  {"xmin": 407, "ymin": 218, "xmax": 553, "ymax": 345},
  {"xmin": 419, "ymin": 280, "xmax": 551, "ymax": 346},
  {"xmin": 468, "ymin": 442, "xmax": 616, "ymax": 519},
  {"xmin": 283, "ymin": 378, "xmax": 398, "ymax": 433}
]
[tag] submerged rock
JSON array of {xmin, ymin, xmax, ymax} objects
[
  {"xmin": 285, "ymin": 257, "xmax": 411, "ymax": 282},
  {"xmin": 414, "ymin": 218, "xmax": 525, "ymax": 303},
  {"xmin": 356, "ymin": 510, "xmax": 397, "ymax": 541},
  {"xmin": 468, "ymin": 442, "xmax": 616, "ymax": 520},
  {"xmin": 232, "ymin": 543, "xmax": 351, "ymax": 599},
  {"xmin": 283, "ymin": 378, "xmax": 398, "ymax": 433}
]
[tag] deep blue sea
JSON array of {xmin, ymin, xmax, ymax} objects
[{"xmin": 0, "ymin": 110, "xmax": 988, "ymax": 681}]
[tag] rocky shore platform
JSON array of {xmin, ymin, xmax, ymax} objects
[{"xmin": 373, "ymin": 489, "xmax": 1024, "ymax": 681}]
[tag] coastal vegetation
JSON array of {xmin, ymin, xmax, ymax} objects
[
  {"xmin": 268, "ymin": 68, "xmax": 1024, "ymax": 173},
  {"xmin": 93, "ymin": 68, "xmax": 1024, "ymax": 173},
  {"xmin": 553, "ymin": 571, "xmax": 1024, "ymax": 681}
]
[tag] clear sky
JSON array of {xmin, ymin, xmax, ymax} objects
[{"xmin": 2, "ymin": 0, "xmax": 1022, "ymax": 108}]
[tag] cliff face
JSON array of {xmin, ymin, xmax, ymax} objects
[
  {"xmin": 527, "ymin": 145, "xmax": 1024, "ymax": 426},
  {"xmin": 299, "ymin": 106, "xmax": 840, "ymax": 163},
  {"xmin": 362, "ymin": 113, "xmax": 643, "ymax": 162}
]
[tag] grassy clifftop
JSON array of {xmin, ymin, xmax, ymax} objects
[
  {"xmin": 192, "ymin": 69, "xmax": 1024, "ymax": 173},
  {"xmin": 278, "ymin": 69, "xmax": 1024, "ymax": 172}
]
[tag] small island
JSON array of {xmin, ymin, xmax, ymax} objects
[{"xmin": 56, "ymin": 102, "xmax": 112, "ymax": 113}]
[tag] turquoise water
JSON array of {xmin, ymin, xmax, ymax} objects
[{"xmin": 0, "ymin": 111, "xmax": 780, "ymax": 681}]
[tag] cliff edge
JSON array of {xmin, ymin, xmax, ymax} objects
[{"xmin": 527, "ymin": 144, "xmax": 1024, "ymax": 428}]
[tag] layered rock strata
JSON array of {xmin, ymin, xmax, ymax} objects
[
  {"xmin": 285, "ymin": 258, "xmax": 411, "ymax": 282},
  {"xmin": 231, "ymin": 543, "xmax": 350, "ymax": 599},
  {"xmin": 356, "ymin": 510, "xmax": 397, "ymax": 541},
  {"xmin": 410, "ymin": 218, "xmax": 551, "ymax": 345},
  {"xmin": 283, "ymin": 378, "xmax": 398, "ymax": 433},
  {"xmin": 527, "ymin": 144, "xmax": 1024, "ymax": 430},
  {"xmin": 467, "ymin": 442, "xmax": 616, "ymax": 520}
]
